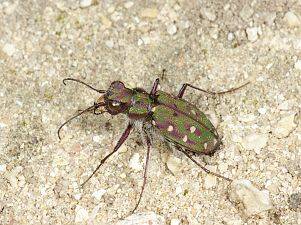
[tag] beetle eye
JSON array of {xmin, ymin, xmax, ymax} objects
[{"xmin": 112, "ymin": 101, "xmax": 121, "ymax": 107}]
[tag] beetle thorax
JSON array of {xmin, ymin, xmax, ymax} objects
[{"xmin": 127, "ymin": 90, "xmax": 154, "ymax": 120}]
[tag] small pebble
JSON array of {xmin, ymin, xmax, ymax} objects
[
  {"xmin": 75, "ymin": 205, "xmax": 89, "ymax": 223},
  {"xmin": 92, "ymin": 135, "xmax": 102, "ymax": 143},
  {"xmin": 0, "ymin": 164, "xmax": 6, "ymax": 172},
  {"xmin": 140, "ymin": 8, "xmax": 158, "ymax": 18},
  {"xmin": 2, "ymin": 43, "xmax": 16, "ymax": 56},
  {"xmin": 246, "ymin": 27, "xmax": 259, "ymax": 42},
  {"xmin": 284, "ymin": 11, "xmax": 301, "ymax": 28},
  {"xmin": 294, "ymin": 60, "xmax": 301, "ymax": 70},
  {"xmin": 92, "ymin": 189, "xmax": 106, "ymax": 200},
  {"xmin": 175, "ymin": 185, "xmax": 183, "ymax": 195},
  {"xmin": 260, "ymin": 12, "xmax": 276, "ymax": 26},
  {"xmin": 288, "ymin": 193, "xmax": 301, "ymax": 211},
  {"xmin": 203, "ymin": 174, "xmax": 217, "ymax": 189},
  {"xmin": 228, "ymin": 32, "xmax": 235, "ymax": 41},
  {"xmin": 258, "ymin": 107, "xmax": 267, "ymax": 115},
  {"xmin": 201, "ymin": 8, "xmax": 216, "ymax": 21},
  {"xmin": 105, "ymin": 40, "xmax": 114, "ymax": 48},
  {"xmin": 170, "ymin": 218, "xmax": 180, "ymax": 225},
  {"xmin": 274, "ymin": 113, "xmax": 297, "ymax": 138},
  {"xmin": 129, "ymin": 153, "xmax": 143, "ymax": 171},
  {"xmin": 124, "ymin": 1, "xmax": 134, "ymax": 9},
  {"xmin": 241, "ymin": 133, "xmax": 268, "ymax": 153},
  {"xmin": 115, "ymin": 212, "xmax": 165, "ymax": 225},
  {"xmin": 74, "ymin": 193, "xmax": 82, "ymax": 200},
  {"xmin": 167, "ymin": 24, "xmax": 177, "ymax": 35},
  {"xmin": 100, "ymin": 15, "xmax": 112, "ymax": 29},
  {"xmin": 166, "ymin": 155, "xmax": 182, "ymax": 175},
  {"xmin": 79, "ymin": 0, "xmax": 93, "ymax": 8},
  {"xmin": 239, "ymin": 5, "xmax": 254, "ymax": 21},
  {"xmin": 229, "ymin": 179, "xmax": 273, "ymax": 216}
]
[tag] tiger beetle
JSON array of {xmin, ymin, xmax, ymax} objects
[{"xmin": 58, "ymin": 76, "xmax": 249, "ymax": 214}]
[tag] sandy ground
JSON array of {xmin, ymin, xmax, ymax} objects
[{"xmin": 0, "ymin": 0, "xmax": 300, "ymax": 224}]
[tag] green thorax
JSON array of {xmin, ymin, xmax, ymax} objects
[{"xmin": 127, "ymin": 89, "xmax": 154, "ymax": 119}]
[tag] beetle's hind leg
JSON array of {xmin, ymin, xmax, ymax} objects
[
  {"xmin": 176, "ymin": 146, "xmax": 232, "ymax": 182},
  {"xmin": 177, "ymin": 82, "xmax": 250, "ymax": 98}
]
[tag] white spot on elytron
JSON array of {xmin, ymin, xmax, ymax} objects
[
  {"xmin": 204, "ymin": 143, "xmax": 208, "ymax": 149},
  {"xmin": 190, "ymin": 126, "xmax": 196, "ymax": 133},
  {"xmin": 167, "ymin": 125, "xmax": 174, "ymax": 132},
  {"xmin": 151, "ymin": 107, "xmax": 157, "ymax": 112},
  {"xmin": 152, "ymin": 120, "xmax": 156, "ymax": 126},
  {"xmin": 183, "ymin": 135, "xmax": 188, "ymax": 142},
  {"xmin": 191, "ymin": 109, "xmax": 196, "ymax": 115}
]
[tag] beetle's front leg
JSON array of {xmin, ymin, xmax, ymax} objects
[
  {"xmin": 176, "ymin": 146, "xmax": 233, "ymax": 182},
  {"xmin": 81, "ymin": 123, "xmax": 133, "ymax": 187}
]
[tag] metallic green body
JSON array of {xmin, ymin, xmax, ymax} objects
[
  {"xmin": 151, "ymin": 91, "xmax": 219, "ymax": 154},
  {"xmin": 101, "ymin": 80, "xmax": 219, "ymax": 155}
]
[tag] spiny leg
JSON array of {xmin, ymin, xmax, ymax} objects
[
  {"xmin": 131, "ymin": 130, "xmax": 152, "ymax": 214},
  {"xmin": 176, "ymin": 146, "xmax": 232, "ymax": 182},
  {"xmin": 177, "ymin": 82, "xmax": 250, "ymax": 98},
  {"xmin": 81, "ymin": 123, "xmax": 133, "ymax": 187},
  {"xmin": 150, "ymin": 78, "xmax": 160, "ymax": 97}
]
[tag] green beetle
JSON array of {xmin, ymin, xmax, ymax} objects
[{"xmin": 58, "ymin": 77, "xmax": 248, "ymax": 213}]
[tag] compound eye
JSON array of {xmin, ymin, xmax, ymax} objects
[{"xmin": 111, "ymin": 101, "xmax": 121, "ymax": 107}]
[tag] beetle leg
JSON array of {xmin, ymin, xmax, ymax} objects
[
  {"xmin": 131, "ymin": 130, "xmax": 152, "ymax": 213},
  {"xmin": 176, "ymin": 146, "xmax": 233, "ymax": 182},
  {"xmin": 177, "ymin": 82, "xmax": 250, "ymax": 98},
  {"xmin": 81, "ymin": 123, "xmax": 133, "ymax": 187},
  {"xmin": 150, "ymin": 78, "xmax": 160, "ymax": 97}
]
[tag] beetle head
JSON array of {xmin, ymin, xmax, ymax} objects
[{"xmin": 96, "ymin": 81, "xmax": 133, "ymax": 115}]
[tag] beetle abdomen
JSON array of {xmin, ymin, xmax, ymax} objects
[{"xmin": 152, "ymin": 91, "xmax": 220, "ymax": 154}]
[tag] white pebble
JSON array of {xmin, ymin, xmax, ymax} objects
[
  {"xmin": 239, "ymin": 4, "xmax": 254, "ymax": 21},
  {"xmin": 241, "ymin": 133, "xmax": 268, "ymax": 153},
  {"xmin": 246, "ymin": 27, "xmax": 259, "ymax": 42},
  {"xmin": 228, "ymin": 32, "xmax": 234, "ymax": 41},
  {"xmin": 175, "ymin": 185, "xmax": 183, "ymax": 195},
  {"xmin": 294, "ymin": 60, "xmax": 301, "ymax": 70},
  {"xmin": 203, "ymin": 174, "xmax": 217, "ymax": 189},
  {"xmin": 284, "ymin": 11, "xmax": 301, "ymax": 28},
  {"xmin": 79, "ymin": 0, "xmax": 93, "ymax": 8},
  {"xmin": 229, "ymin": 179, "xmax": 273, "ymax": 216},
  {"xmin": 166, "ymin": 155, "xmax": 182, "ymax": 175},
  {"xmin": 75, "ymin": 205, "xmax": 89, "ymax": 223},
  {"xmin": 105, "ymin": 40, "xmax": 114, "ymax": 48},
  {"xmin": 74, "ymin": 193, "xmax": 82, "ymax": 200},
  {"xmin": 116, "ymin": 212, "xmax": 165, "ymax": 225},
  {"xmin": 274, "ymin": 114, "xmax": 297, "ymax": 138},
  {"xmin": 2, "ymin": 43, "xmax": 16, "ymax": 56},
  {"xmin": 258, "ymin": 107, "xmax": 267, "ymax": 115},
  {"xmin": 167, "ymin": 24, "xmax": 177, "ymax": 35},
  {"xmin": 92, "ymin": 189, "xmax": 106, "ymax": 200},
  {"xmin": 140, "ymin": 8, "xmax": 158, "ymax": 18},
  {"xmin": 170, "ymin": 218, "xmax": 181, "ymax": 225},
  {"xmin": 0, "ymin": 164, "xmax": 6, "ymax": 172},
  {"xmin": 124, "ymin": 1, "xmax": 134, "ymax": 9},
  {"xmin": 201, "ymin": 8, "xmax": 216, "ymax": 21},
  {"xmin": 129, "ymin": 153, "xmax": 143, "ymax": 171}
]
